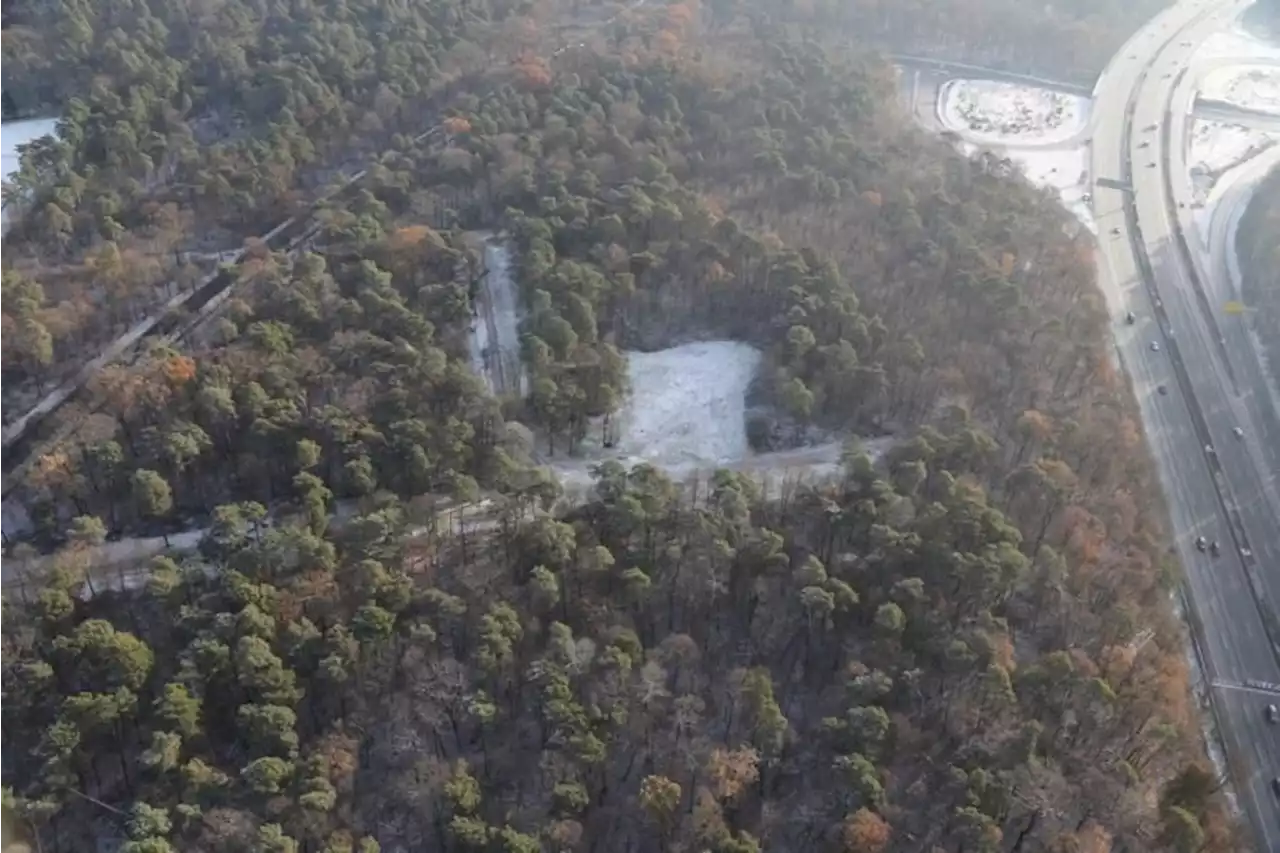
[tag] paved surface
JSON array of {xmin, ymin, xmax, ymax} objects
[
  {"xmin": 1090, "ymin": 0, "xmax": 1280, "ymax": 846},
  {"xmin": 894, "ymin": 55, "xmax": 1280, "ymax": 134},
  {"xmin": 889, "ymin": 54, "xmax": 1095, "ymax": 95},
  {"xmin": 1195, "ymin": 101, "xmax": 1280, "ymax": 133},
  {"xmin": 471, "ymin": 239, "xmax": 529, "ymax": 398}
]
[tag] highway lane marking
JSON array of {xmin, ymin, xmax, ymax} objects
[
  {"xmin": 1116, "ymin": 0, "xmax": 1280, "ymax": 845},
  {"xmin": 1184, "ymin": 516, "xmax": 1220, "ymax": 537},
  {"xmin": 1211, "ymin": 679, "xmax": 1280, "ymax": 698}
]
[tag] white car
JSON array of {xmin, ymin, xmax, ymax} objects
[
  {"xmin": 1150, "ymin": 341, "xmax": 1161, "ymax": 352},
  {"xmin": 1232, "ymin": 427, "xmax": 1244, "ymax": 439}
]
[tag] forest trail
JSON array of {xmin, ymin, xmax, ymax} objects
[{"xmin": 468, "ymin": 239, "xmax": 528, "ymax": 398}]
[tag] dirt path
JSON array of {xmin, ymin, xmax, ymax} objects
[{"xmin": 469, "ymin": 238, "xmax": 527, "ymax": 398}]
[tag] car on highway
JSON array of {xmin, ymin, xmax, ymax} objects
[
  {"xmin": 1273, "ymin": 777, "xmax": 1280, "ymax": 798},
  {"xmin": 1195, "ymin": 536, "xmax": 1207, "ymax": 553},
  {"xmin": 1209, "ymin": 541, "xmax": 1220, "ymax": 557},
  {"xmin": 1232, "ymin": 427, "xmax": 1244, "ymax": 439},
  {"xmin": 1139, "ymin": 140, "xmax": 1151, "ymax": 148},
  {"xmin": 1125, "ymin": 311, "xmax": 1136, "ymax": 324},
  {"xmin": 1147, "ymin": 162, "xmax": 1157, "ymax": 169},
  {"xmin": 1150, "ymin": 341, "xmax": 1161, "ymax": 352},
  {"xmin": 1112, "ymin": 227, "xmax": 1122, "ymax": 237},
  {"xmin": 1158, "ymin": 385, "xmax": 1168, "ymax": 396},
  {"xmin": 1266, "ymin": 704, "xmax": 1278, "ymax": 724}
]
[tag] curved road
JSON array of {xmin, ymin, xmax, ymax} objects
[{"xmin": 1092, "ymin": 0, "xmax": 1280, "ymax": 847}]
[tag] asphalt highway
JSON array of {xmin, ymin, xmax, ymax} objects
[{"xmin": 1091, "ymin": 0, "xmax": 1280, "ymax": 846}]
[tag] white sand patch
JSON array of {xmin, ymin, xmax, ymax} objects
[
  {"xmin": 1199, "ymin": 65, "xmax": 1280, "ymax": 115},
  {"xmin": 1194, "ymin": 28, "xmax": 1280, "ymax": 66},
  {"xmin": 2, "ymin": 117, "xmax": 59, "ymax": 229},
  {"xmin": 547, "ymin": 341, "xmax": 895, "ymax": 497},
  {"xmin": 1, "ymin": 117, "xmax": 58, "ymax": 184},
  {"xmin": 938, "ymin": 142, "xmax": 1094, "ymax": 231},
  {"xmin": 618, "ymin": 341, "xmax": 761, "ymax": 466},
  {"xmin": 1192, "ymin": 144, "xmax": 1280, "ymax": 236},
  {"xmin": 1001, "ymin": 146, "xmax": 1094, "ymax": 231},
  {"xmin": 940, "ymin": 80, "xmax": 1088, "ymax": 146},
  {"xmin": 932, "ymin": 79, "xmax": 1093, "ymax": 229},
  {"xmin": 1189, "ymin": 121, "xmax": 1279, "ymax": 186}
]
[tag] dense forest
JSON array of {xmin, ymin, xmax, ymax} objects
[
  {"xmin": 1, "ymin": 0, "xmax": 1245, "ymax": 851},
  {"xmin": 0, "ymin": 0, "xmax": 1159, "ymax": 417}
]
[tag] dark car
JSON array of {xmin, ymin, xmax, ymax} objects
[
  {"xmin": 1157, "ymin": 385, "xmax": 1168, "ymax": 396},
  {"xmin": 1272, "ymin": 777, "xmax": 1280, "ymax": 798},
  {"xmin": 1125, "ymin": 311, "xmax": 1136, "ymax": 324},
  {"xmin": 1209, "ymin": 541, "xmax": 1220, "ymax": 557}
]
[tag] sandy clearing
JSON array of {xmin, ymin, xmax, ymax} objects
[{"xmin": 939, "ymin": 79, "xmax": 1089, "ymax": 146}]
